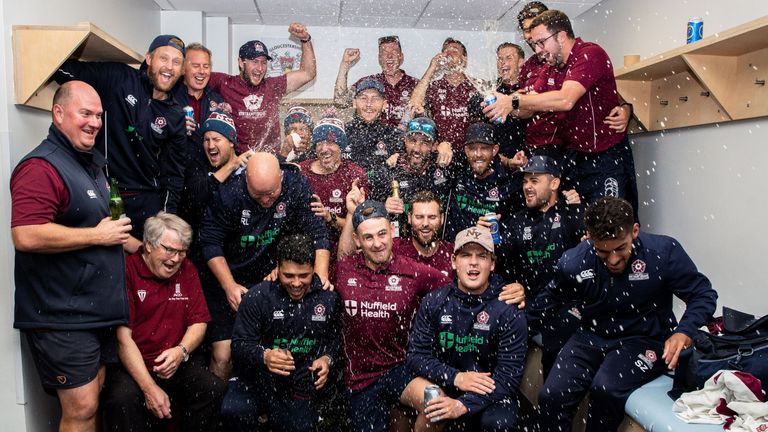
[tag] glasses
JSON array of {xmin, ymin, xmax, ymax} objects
[
  {"xmin": 408, "ymin": 120, "xmax": 435, "ymax": 135},
  {"xmin": 159, "ymin": 243, "xmax": 187, "ymax": 258},
  {"xmin": 532, "ymin": 33, "xmax": 557, "ymax": 49}
]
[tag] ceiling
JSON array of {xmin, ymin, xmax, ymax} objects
[{"xmin": 152, "ymin": 0, "xmax": 602, "ymax": 32}]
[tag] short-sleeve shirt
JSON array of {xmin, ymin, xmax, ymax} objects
[
  {"xmin": 518, "ymin": 56, "xmax": 567, "ymax": 149},
  {"xmin": 353, "ymin": 71, "xmax": 419, "ymax": 127},
  {"xmin": 125, "ymin": 251, "xmax": 211, "ymax": 368},
  {"xmin": 555, "ymin": 38, "xmax": 624, "ymax": 153},
  {"xmin": 208, "ymin": 73, "xmax": 288, "ymax": 155},
  {"xmin": 11, "ymin": 158, "xmax": 69, "ymax": 227},
  {"xmin": 426, "ymin": 77, "xmax": 478, "ymax": 150}
]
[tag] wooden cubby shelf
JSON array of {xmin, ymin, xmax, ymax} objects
[
  {"xmin": 13, "ymin": 22, "xmax": 143, "ymax": 111},
  {"xmin": 615, "ymin": 15, "xmax": 768, "ymax": 133}
]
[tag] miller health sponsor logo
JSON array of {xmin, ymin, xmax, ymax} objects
[
  {"xmin": 438, "ymin": 331, "xmax": 485, "ymax": 353},
  {"xmin": 344, "ymin": 299, "xmax": 397, "ymax": 318}
]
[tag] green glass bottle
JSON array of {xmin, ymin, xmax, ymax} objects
[{"xmin": 109, "ymin": 178, "xmax": 125, "ymax": 220}]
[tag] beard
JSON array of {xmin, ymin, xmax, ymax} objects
[{"xmin": 411, "ymin": 226, "xmax": 440, "ymax": 248}]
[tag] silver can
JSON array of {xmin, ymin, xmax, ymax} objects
[{"xmin": 424, "ymin": 384, "xmax": 441, "ymax": 422}]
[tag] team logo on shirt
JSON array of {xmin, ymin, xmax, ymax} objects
[
  {"xmin": 629, "ymin": 259, "xmax": 649, "ymax": 281},
  {"xmin": 273, "ymin": 310, "xmax": 285, "ymax": 320},
  {"xmin": 125, "ymin": 94, "xmax": 137, "ymax": 106},
  {"xmin": 385, "ymin": 275, "xmax": 402, "ymax": 292},
  {"xmin": 312, "ymin": 304, "xmax": 327, "ymax": 322},
  {"xmin": 487, "ymin": 187, "xmax": 500, "ymax": 202},
  {"xmin": 575, "ymin": 269, "xmax": 595, "ymax": 283},
  {"xmin": 243, "ymin": 94, "xmax": 264, "ymax": 111},
  {"xmin": 552, "ymin": 213, "xmax": 562, "ymax": 229},
  {"xmin": 330, "ymin": 189, "xmax": 343, "ymax": 203},
  {"xmin": 399, "ymin": 181, "xmax": 410, "ymax": 189},
  {"xmin": 635, "ymin": 350, "xmax": 657, "ymax": 371},
  {"xmin": 151, "ymin": 117, "xmax": 167, "ymax": 134},
  {"xmin": 86, "ymin": 189, "xmax": 97, "ymax": 199},
  {"xmin": 347, "ymin": 278, "xmax": 358, "ymax": 287},
  {"xmin": 604, "ymin": 177, "xmax": 619, "ymax": 197},
  {"xmin": 344, "ymin": 300, "xmax": 358, "ymax": 317},
  {"xmin": 440, "ymin": 315, "xmax": 453, "ymax": 324},
  {"xmin": 241, "ymin": 209, "xmax": 251, "ymax": 225},
  {"xmin": 437, "ymin": 88, "xmax": 447, "ymax": 101},
  {"xmin": 433, "ymin": 169, "xmax": 446, "ymax": 185},
  {"xmin": 274, "ymin": 202, "xmax": 286, "ymax": 219},
  {"xmin": 568, "ymin": 306, "xmax": 582, "ymax": 319},
  {"xmin": 547, "ymin": 77, "xmax": 555, "ymax": 86},
  {"xmin": 170, "ymin": 283, "xmax": 189, "ymax": 301},
  {"xmin": 523, "ymin": 226, "xmax": 532, "ymax": 241},
  {"xmin": 375, "ymin": 141, "xmax": 387, "ymax": 156},
  {"xmin": 137, "ymin": 289, "xmax": 147, "ymax": 302},
  {"xmin": 473, "ymin": 311, "xmax": 491, "ymax": 331}
]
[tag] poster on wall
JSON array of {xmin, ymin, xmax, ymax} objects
[{"xmin": 263, "ymin": 38, "xmax": 313, "ymax": 92}]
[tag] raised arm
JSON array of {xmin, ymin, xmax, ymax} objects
[
  {"xmin": 334, "ymin": 48, "xmax": 361, "ymax": 106},
  {"xmin": 286, "ymin": 23, "xmax": 316, "ymax": 93}
]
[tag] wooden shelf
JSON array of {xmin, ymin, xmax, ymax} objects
[
  {"xmin": 12, "ymin": 22, "xmax": 142, "ymax": 111},
  {"xmin": 616, "ymin": 16, "xmax": 768, "ymax": 132}
]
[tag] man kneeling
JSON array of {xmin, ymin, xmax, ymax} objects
[
  {"xmin": 221, "ymin": 234, "xmax": 343, "ymax": 431},
  {"xmin": 403, "ymin": 227, "xmax": 528, "ymax": 431}
]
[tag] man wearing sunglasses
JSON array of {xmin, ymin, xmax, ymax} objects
[
  {"xmin": 484, "ymin": 9, "xmax": 638, "ymax": 213},
  {"xmin": 334, "ymin": 35, "xmax": 419, "ymax": 128},
  {"xmin": 102, "ymin": 212, "xmax": 225, "ymax": 432}
]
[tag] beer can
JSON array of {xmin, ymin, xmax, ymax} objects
[
  {"xmin": 687, "ymin": 18, "xmax": 703, "ymax": 44},
  {"xmin": 424, "ymin": 384, "xmax": 441, "ymax": 422},
  {"xmin": 486, "ymin": 212, "xmax": 501, "ymax": 245},
  {"xmin": 183, "ymin": 105, "xmax": 194, "ymax": 119},
  {"xmin": 483, "ymin": 94, "xmax": 502, "ymax": 124}
]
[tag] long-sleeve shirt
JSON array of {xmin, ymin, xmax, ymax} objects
[
  {"xmin": 529, "ymin": 232, "xmax": 718, "ymax": 340},
  {"xmin": 407, "ymin": 274, "xmax": 528, "ymax": 413}
]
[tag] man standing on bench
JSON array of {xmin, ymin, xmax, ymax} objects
[{"xmin": 530, "ymin": 197, "xmax": 717, "ymax": 431}]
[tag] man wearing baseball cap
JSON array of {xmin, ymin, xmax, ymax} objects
[
  {"xmin": 403, "ymin": 226, "xmax": 527, "ymax": 431},
  {"xmin": 208, "ymin": 23, "xmax": 316, "ymax": 154},
  {"xmin": 442, "ymin": 122, "xmax": 527, "ymax": 240},
  {"xmin": 480, "ymin": 155, "xmax": 585, "ymax": 376},
  {"xmin": 53, "ymin": 35, "xmax": 189, "ymax": 247},
  {"xmin": 345, "ymin": 78, "xmax": 404, "ymax": 172}
]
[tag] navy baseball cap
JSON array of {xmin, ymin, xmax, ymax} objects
[
  {"xmin": 521, "ymin": 155, "xmax": 561, "ymax": 177},
  {"xmin": 148, "ymin": 35, "xmax": 185, "ymax": 56},
  {"xmin": 465, "ymin": 122, "xmax": 495, "ymax": 146},
  {"xmin": 354, "ymin": 78, "xmax": 386, "ymax": 96},
  {"xmin": 239, "ymin": 40, "xmax": 273, "ymax": 61},
  {"xmin": 406, "ymin": 117, "xmax": 437, "ymax": 142},
  {"xmin": 351, "ymin": 200, "xmax": 390, "ymax": 229}
]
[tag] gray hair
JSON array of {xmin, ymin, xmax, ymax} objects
[
  {"xmin": 186, "ymin": 42, "xmax": 212, "ymax": 63},
  {"xmin": 143, "ymin": 212, "xmax": 193, "ymax": 249}
]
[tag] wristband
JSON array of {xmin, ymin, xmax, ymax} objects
[{"xmin": 300, "ymin": 34, "xmax": 312, "ymax": 43}]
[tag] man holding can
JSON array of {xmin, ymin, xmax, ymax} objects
[{"xmin": 403, "ymin": 227, "xmax": 528, "ymax": 431}]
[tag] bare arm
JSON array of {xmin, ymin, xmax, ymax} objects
[
  {"xmin": 483, "ymin": 80, "xmax": 587, "ymax": 122},
  {"xmin": 152, "ymin": 322, "xmax": 207, "ymax": 379},
  {"xmin": 12, "ymin": 216, "xmax": 132, "ymax": 253},
  {"xmin": 409, "ymin": 53, "xmax": 444, "ymax": 114},
  {"xmin": 116, "ymin": 326, "xmax": 172, "ymax": 419},
  {"xmin": 314, "ymin": 249, "xmax": 330, "ymax": 282},
  {"xmin": 286, "ymin": 23, "xmax": 316, "ymax": 93},
  {"xmin": 207, "ymin": 256, "xmax": 248, "ymax": 311},
  {"xmin": 334, "ymin": 48, "xmax": 360, "ymax": 107}
]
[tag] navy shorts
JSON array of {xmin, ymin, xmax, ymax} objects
[
  {"xmin": 348, "ymin": 364, "xmax": 414, "ymax": 432},
  {"xmin": 25, "ymin": 328, "xmax": 117, "ymax": 390}
]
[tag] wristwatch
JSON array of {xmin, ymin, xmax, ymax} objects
[
  {"xmin": 511, "ymin": 93, "xmax": 520, "ymax": 110},
  {"xmin": 178, "ymin": 343, "xmax": 190, "ymax": 362}
]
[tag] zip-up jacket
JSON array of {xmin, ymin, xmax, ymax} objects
[
  {"xmin": 345, "ymin": 116, "xmax": 403, "ymax": 172},
  {"xmin": 529, "ymin": 232, "xmax": 718, "ymax": 340},
  {"xmin": 407, "ymin": 274, "xmax": 527, "ymax": 414}
]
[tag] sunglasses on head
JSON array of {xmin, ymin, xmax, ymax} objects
[{"xmin": 408, "ymin": 120, "xmax": 435, "ymax": 135}]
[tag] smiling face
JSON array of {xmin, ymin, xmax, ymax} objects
[
  {"xmin": 464, "ymin": 142, "xmax": 499, "ymax": 177},
  {"xmin": 315, "ymin": 140, "xmax": 342, "ymax": 172},
  {"xmin": 531, "ymin": 24, "xmax": 563, "ymax": 66},
  {"xmin": 408, "ymin": 201, "xmax": 443, "ymax": 249},
  {"xmin": 184, "ymin": 49, "xmax": 211, "ymax": 92},
  {"xmin": 442, "ymin": 42, "xmax": 467, "ymax": 69},
  {"xmin": 353, "ymin": 88, "xmax": 387, "ymax": 123},
  {"xmin": 143, "ymin": 229, "xmax": 186, "ymax": 280},
  {"xmin": 353, "ymin": 217, "xmax": 393, "ymax": 269},
  {"xmin": 522, "ymin": 172, "xmax": 560, "ymax": 210},
  {"xmin": 203, "ymin": 130, "xmax": 235, "ymax": 168},
  {"xmin": 591, "ymin": 224, "xmax": 639, "ymax": 275},
  {"xmin": 497, "ymin": 46, "xmax": 522, "ymax": 84},
  {"xmin": 53, "ymin": 83, "xmax": 103, "ymax": 152},
  {"xmin": 378, "ymin": 41, "xmax": 404, "ymax": 76},
  {"xmin": 452, "ymin": 243, "xmax": 495, "ymax": 294},
  {"xmin": 278, "ymin": 260, "xmax": 314, "ymax": 301},
  {"xmin": 404, "ymin": 133, "xmax": 433, "ymax": 172},
  {"xmin": 146, "ymin": 46, "xmax": 184, "ymax": 96},
  {"xmin": 238, "ymin": 56, "xmax": 268, "ymax": 86}
]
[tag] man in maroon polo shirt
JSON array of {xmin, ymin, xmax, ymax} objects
[
  {"xmin": 208, "ymin": 23, "xmax": 316, "ymax": 154},
  {"xmin": 101, "ymin": 212, "xmax": 225, "ymax": 432},
  {"xmin": 334, "ymin": 35, "xmax": 419, "ymax": 128},
  {"xmin": 410, "ymin": 38, "xmax": 478, "ymax": 151},
  {"xmin": 486, "ymin": 9, "xmax": 638, "ymax": 211},
  {"xmin": 394, "ymin": 191, "xmax": 454, "ymax": 277}
]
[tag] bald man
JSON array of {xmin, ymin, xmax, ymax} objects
[
  {"xmin": 11, "ymin": 81, "xmax": 132, "ymax": 432},
  {"xmin": 199, "ymin": 152, "xmax": 330, "ymax": 379}
]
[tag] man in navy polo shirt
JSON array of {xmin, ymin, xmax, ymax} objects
[{"xmin": 530, "ymin": 197, "xmax": 718, "ymax": 431}]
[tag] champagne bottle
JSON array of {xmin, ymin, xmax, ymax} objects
[
  {"xmin": 390, "ymin": 180, "xmax": 401, "ymax": 238},
  {"xmin": 109, "ymin": 178, "xmax": 126, "ymax": 220}
]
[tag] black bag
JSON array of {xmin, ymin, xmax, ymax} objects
[{"xmin": 669, "ymin": 306, "xmax": 768, "ymax": 399}]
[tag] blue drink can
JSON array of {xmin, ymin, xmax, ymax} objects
[
  {"xmin": 687, "ymin": 18, "xmax": 703, "ymax": 44},
  {"xmin": 183, "ymin": 105, "xmax": 194, "ymax": 119},
  {"xmin": 486, "ymin": 211, "xmax": 501, "ymax": 245},
  {"xmin": 424, "ymin": 384, "xmax": 441, "ymax": 422},
  {"xmin": 483, "ymin": 94, "xmax": 503, "ymax": 124}
]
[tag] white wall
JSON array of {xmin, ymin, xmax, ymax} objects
[
  {"xmin": 230, "ymin": 24, "xmax": 522, "ymax": 98},
  {"xmin": 574, "ymin": 2, "xmax": 768, "ymax": 315},
  {"xmin": 0, "ymin": 1, "xmax": 160, "ymax": 430}
]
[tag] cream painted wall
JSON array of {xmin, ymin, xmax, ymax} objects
[
  {"xmin": 1, "ymin": 1, "xmax": 160, "ymax": 430},
  {"xmin": 574, "ymin": 1, "xmax": 768, "ymax": 314}
]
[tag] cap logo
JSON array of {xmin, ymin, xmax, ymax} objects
[{"xmin": 465, "ymin": 227, "xmax": 483, "ymax": 240}]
